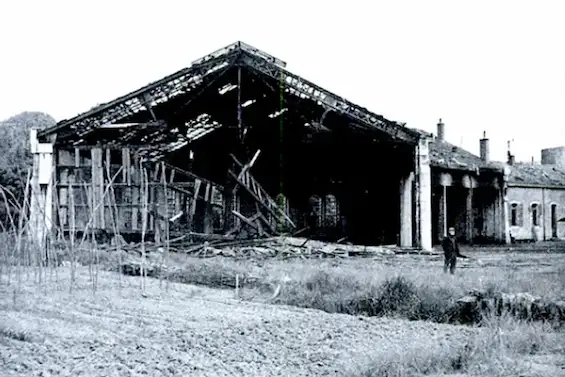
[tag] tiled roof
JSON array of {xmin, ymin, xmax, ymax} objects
[
  {"xmin": 428, "ymin": 140, "xmax": 494, "ymax": 172},
  {"xmin": 410, "ymin": 128, "xmax": 502, "ymax": 172},
  {"xmin": 507, "ymin": 163, "xmax": 565, "ymax": 188}
]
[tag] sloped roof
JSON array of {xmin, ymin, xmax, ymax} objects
[
  {"xmin": 411, "ymin": 128, "xmax": 502, "ymax": 173},
  {"xmin": 507, "ymin": 163, "xmax": 565, "ymax": 188},
  {"xmin": 38, "ymin": 41, "xmax": 421, "ymax": 146}
]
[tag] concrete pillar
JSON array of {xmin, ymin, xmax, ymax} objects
[
  {"xmin": 492, "ymin": 178, "xmax": 501, "ymax": 242},
  {"xmin": 29, "ymin": 129, "xmax": 54, "ymax": 247},
  {"xmin": 438, "ymin": 185, "xmax": 447, "ymax": 242},
  {"xmin": 502, "ymin": 167, "xmax": 511, "ymax": 244},
  {"xmin": 466, "ymin": 187, "xmax": 474, "ymax": 243},
  {"xmin": 462, "ymin": 174, "xmax": 477, "ymax": 244},
  {"xmin": 416, "ymin": 138, "xmax": 432, "ymax": 251},
  {"xmin": 399, "ymin": 172, "xmax": 414, "ymax": 247},
  {"xmin": 503, "ymin": 193, "xmax": 511, "ymax": 244},
  {"xmin": 438, "ymin": 173, "xmax": 452, "ymax": 242}
]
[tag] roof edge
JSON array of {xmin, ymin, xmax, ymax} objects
[
  {"xmin": 39, "ymin": 41, "xmax": 423, "ymax": 144},
  {"xmin": 507, "ymin": 183, "xmax": 565, "ymax": 189},
  {"xmin": 38, "ymin": 42, "xmax": 248, "ymax": 139}
]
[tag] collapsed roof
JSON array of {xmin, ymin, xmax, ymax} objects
[{"xmin": 38, "ymin": 41, "xmax": 423, "ymax": 158}]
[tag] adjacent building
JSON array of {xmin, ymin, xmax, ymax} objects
[
  {"xmin": 506, "ymin": 146, "xmax": 565, "ymax": 242},
  {"xmin": 423, "ymin": 120, "xmax": 565, "ymax": 245}
]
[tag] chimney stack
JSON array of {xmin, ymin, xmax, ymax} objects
[
  {"xmin": 437, "ymin": 118, "xmax": 445, "ymax": 142},
  {"xmin": 541, "ymin": 146, "xmax": 565, "ymax": 167},
  {"xmin": 479, "ymin": 131, "xmax": 490, "ymax": 163},
  {"xmin": 507, "ymin": 140, "xmax": 515, "ymax": 165}
]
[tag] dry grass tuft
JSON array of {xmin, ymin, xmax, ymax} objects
[
  {"xmin": 0, "ymin": 323, "xmax": 33, "ymax": 342},
  {"xmin": 348, "ymin": 313, "xmax": 564, "ymax": 377},
  {"xmin": 273, "ymin": 271, "xmax": 463, "ymax": 323},
  {"xmin": 91, "ymin": 251, "xmax": 565, "ymax": 326}
]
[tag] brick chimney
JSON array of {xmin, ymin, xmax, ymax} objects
[
  {"xmin": 479, "ymin": 131, "xmax": 489, "ymax": 163},
  {"xmin": 437, "ymin": 118, "xmax": 445, "ymax": 142}
]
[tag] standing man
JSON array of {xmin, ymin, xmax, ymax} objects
[{"xmin": 441, "ymin": 227, "xmax": 467, "ymax": 274}]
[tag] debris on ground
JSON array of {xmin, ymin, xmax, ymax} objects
[{"xmin": 97, "ymin": 234, "xmax": 441, "ymax": 259}]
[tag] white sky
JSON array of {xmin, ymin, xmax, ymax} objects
[{"xmin": 1, "ymin": 0, "xmax": 563, "ymax": 163}]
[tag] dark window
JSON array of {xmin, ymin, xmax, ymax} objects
[
  {"xmin": 109, "ymin": 149, "xmax": 122, "ymax": 165},
  {"xmin": 551, "ymin": 204, "xmax": 558, "ymax": 238},
  {"xmin": 531, "ymin": 203, "xmax": 539, "ymax": 226},
  {"xmin": 511, "ymin": 203, "xmax": 519, "ymax": 226}
]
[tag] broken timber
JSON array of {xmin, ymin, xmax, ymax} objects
[{"xmin": 228, "ymin": 152, "xmax": 296, "ymax": 237}]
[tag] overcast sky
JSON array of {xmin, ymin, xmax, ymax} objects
[{"xmin": 1, "ymin": 0, "xmax": 563, "ymax": 162}]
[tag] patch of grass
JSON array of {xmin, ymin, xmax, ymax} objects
[
  {"xmin": 276, "ymin": 269, "xmax": 365, "ymax": 314},
  {"xmin": 64, "ymin": 246, "xmax": 565, "ymax": 325},
  {"xmin": 103, "ymin": 252, "xmax": 565, "ymax": 325},
  {"xmin": 167, "ymin": 260, "xmax": 246, "ymax": 289},
  {"xmin": 347, "ymin": 314, "xmax": 565, "ymax": 377},
  {"xmin": 275, "ymin": 272, "xmax": 460, "ymax": 323},
  {"xmin": 0, "ymin": 323, "xmax": 33, "ymax": 342}
]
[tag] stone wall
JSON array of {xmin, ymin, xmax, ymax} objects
[{"xmin": 507, "ymin": 186, "xmax": 565, "ymax": 241}]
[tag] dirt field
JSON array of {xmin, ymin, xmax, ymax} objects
[{"xmin": 1, "ymin": 244, "xmax": 565, "ymax": 376}]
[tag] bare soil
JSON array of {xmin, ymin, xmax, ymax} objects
[
  {"xmin": 1, "ymin": 244, "xmax": 565, "ymax": 376},
  {"xmin": 1, "ymin": 266, "xmax": 477, "ymax": 377}
]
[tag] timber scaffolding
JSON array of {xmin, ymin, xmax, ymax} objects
[
  {"xmin": 31, "ymin": 41, "xmax": 433, "ymax": 250},
  {"xmin": 52, "ymin": 145, "xmax": 296, "ymax": 243}
]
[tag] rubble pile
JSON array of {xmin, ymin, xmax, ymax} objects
[{"xmin": 108, "ymin": 234, "xmax": 438, "ymax": 260}]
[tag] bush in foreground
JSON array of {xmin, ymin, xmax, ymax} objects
[{"xmin": 273, "ymin": 272, "xmax": 462, "ymax": 324}]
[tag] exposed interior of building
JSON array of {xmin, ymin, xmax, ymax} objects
[{"xmin": 31, "ymin": 42, "xmax": 430, "ymax": 248}]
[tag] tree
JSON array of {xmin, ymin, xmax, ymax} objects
[{"xmin": 0, "ymin": 112, "xmax": 56, "ymax": 224}]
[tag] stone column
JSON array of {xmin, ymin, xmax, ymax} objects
[
  {"xmin": 438, "ymin": 173, "xmax": 452, "ymax": 242},
  {"xmin": 399, "ymin": 172, "xmax": 414, "ymax": 247},
  {"xmin": 503, "ymin": 190, "xmax": 511, "ymax": 244},
  {"xmin": 29, "ymin": 129, "xmax": 54, "ymax": 248},
  {"xmin": 416, "ymin": 138, "xmax": 432, "ymax": 251},
  {"xmin": 492, "ymin": 177, "xmax": 501, "ymax": 242},
  {"xmin": 502, "ymin": 166, "xmax": 511, "ymax": 244},
  {"xmin": 462, "ymin": 174, "xmax": 477, "ymax": 244}
]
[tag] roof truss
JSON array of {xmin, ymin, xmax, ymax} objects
[{"xmin": 39, "ymin": 41, "xmax": 421, "ymax": 145}]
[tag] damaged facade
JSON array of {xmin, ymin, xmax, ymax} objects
[
  {"xmin": 29, "ymin": 41, "xmax": 434, "ymax": 251},
  {"xmin": 28, "ymin": 42, "xmax": 565, "ymax": 250},
  {"xmin": 414, "ymin": 121, "xmax": 510, "ymax": 246}
]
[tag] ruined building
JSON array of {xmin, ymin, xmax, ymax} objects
[
  {"xmin": 414, "ymin": 121, "xmax": 509, "ymax": 245},
  {"xmin": 28, "ymin": 42, "xmax": 435, "ymax": 250},
  {"xmin": 28, "ymin": 42, "xmax": 563, "ymax": 250}
]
